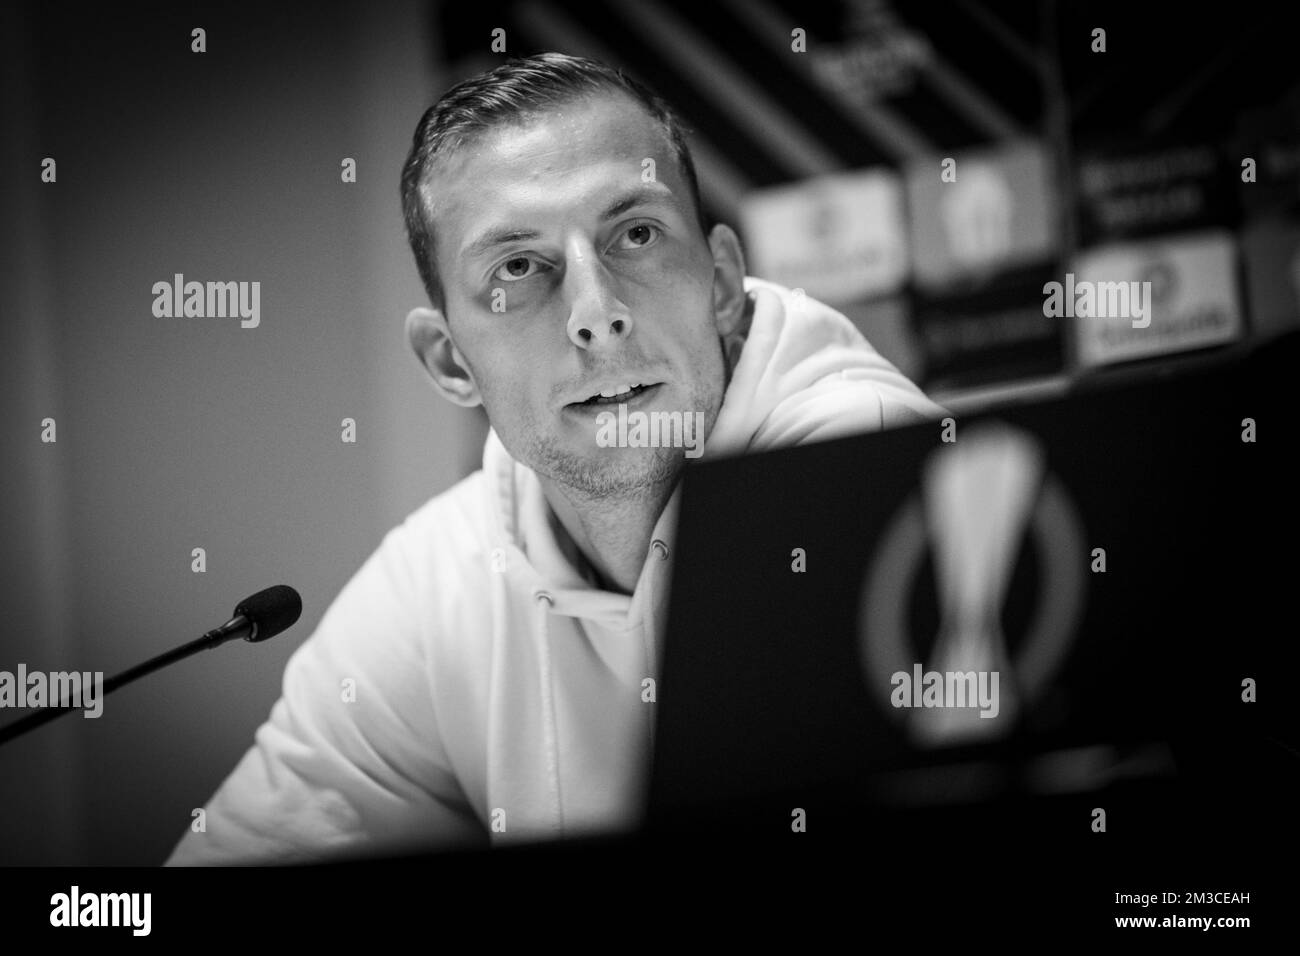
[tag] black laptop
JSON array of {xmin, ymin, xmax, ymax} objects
[{"xmin": 648, "ymin": 332, "xmax": 1298, "ymax": 857}]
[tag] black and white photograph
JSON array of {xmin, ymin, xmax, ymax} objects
[{"xmin": 1, "ymin": 0, "xmax": 1296, "ymax": 940}]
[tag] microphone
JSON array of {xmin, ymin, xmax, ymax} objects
[
  {"xmin": 201, "ymin": 584, "xmax": 303, "ymax": 647},
  {"xmin": 0, "ymin": 585, "xmax": 302, "ymax": 747}
]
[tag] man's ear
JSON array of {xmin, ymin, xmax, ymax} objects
[
  {"xmin": 405, "ymin": 306, "xmax": 482, "ymax": 407},
  {"xmin": 707, "ymin": 223, "xmax": 748, "ymax": 339}
]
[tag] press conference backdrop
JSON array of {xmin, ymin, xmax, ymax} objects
[{"xmin": 1, "ymin": 0, "xmax": 1295, "ymax": 864}]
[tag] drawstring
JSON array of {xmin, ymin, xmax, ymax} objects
[
  {"xmin": 645, "ymin": 539, "xmax": 670, "ymax": 752},
  {"xmin": 645, "ymin": 539, "xmax": 670, "ymax": 679},
  {"xmin": 529, "ymin": 539, "xmax": 669, "ymax": 835},
  {"xmin": 533, "ymin": 590, "xmax": 563, "ymax": 834}
]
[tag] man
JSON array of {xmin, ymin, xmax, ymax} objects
[{"xmin": 165, "ymin": 52, "xmax": 945, "ymax": 865}]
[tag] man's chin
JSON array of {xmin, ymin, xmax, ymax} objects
[{"xmin": 535, "ymin": 443, "xmax": 684, "ymax": 499}]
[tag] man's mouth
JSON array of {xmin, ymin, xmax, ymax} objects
[{"xmin": 574, "ymin": 383, "xmax": 658, "ymax": 407}]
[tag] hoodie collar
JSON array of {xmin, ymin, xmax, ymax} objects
[{"xmin": 485, "ymin": 429, "xmax": 654, "ymax": 627}]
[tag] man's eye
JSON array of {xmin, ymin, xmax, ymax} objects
[
  {"xmin": 617, "ymin": 224, "xmax": 660, "ymax": 249},
  {"xmin": 493, "ymin": 256, "xmax": 539, "ymax": 282}
]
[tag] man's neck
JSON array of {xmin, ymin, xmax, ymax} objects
[{"xmin": 538, "ymin": 475, "xmax": 677, "ymax": 595}]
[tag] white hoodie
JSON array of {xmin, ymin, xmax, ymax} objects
[{"xmin": 165, "ymin": 278, "xmax": 947, "ymax": 865}]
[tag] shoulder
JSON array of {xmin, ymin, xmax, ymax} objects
[
  {"xmin": 377, "ymin": 470, "xmax": 497, "ymax": 608},
  {"xmin": 393, "ymin": 469, "xmax": 494, "ymax": 555},
  {"xmin": 291, "ymin": 469, "xmax": 497, "ymax": 683}
]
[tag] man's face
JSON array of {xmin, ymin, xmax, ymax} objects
[{"xmin": 413, "ymin": 91, "xmax": 745, "ymax": 498}]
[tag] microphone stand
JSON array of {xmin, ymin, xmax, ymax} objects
[{"xmin": 0, "ymin": 621, "xmax": 251, "ymax": 747}]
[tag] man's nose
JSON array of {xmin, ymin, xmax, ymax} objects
[{"xmin": 564, "ymin": 244, "xmax": 633, "ymax": 350}]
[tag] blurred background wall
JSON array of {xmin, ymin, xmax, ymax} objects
[
  {"xmin": 1, "ymin": 0, "xmax": 1296, "ymax": 864},
  {"xmin": 0, "ymin": 0, "xmax": 487, "ymax": 865}
]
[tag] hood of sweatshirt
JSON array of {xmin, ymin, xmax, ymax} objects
[{"xmin": 473, "ymin": 277, "xmax": 946, "ymax": 841}]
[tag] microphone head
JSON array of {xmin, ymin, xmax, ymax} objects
[{"xmin": 233, "ymin": 585, "xmax": 303, "ymax": 643}]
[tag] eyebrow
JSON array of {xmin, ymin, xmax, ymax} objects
[
  {"xmin": 462, "ymin": 228, "xmax": 542, "ymax": 260},
  {"xmin": 599, "ymin": 182, "xmax": 675, "ymax": 222},
  {"xmin": 460, "ymin": 183, "xmax": 677, "ymax": 260}
]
